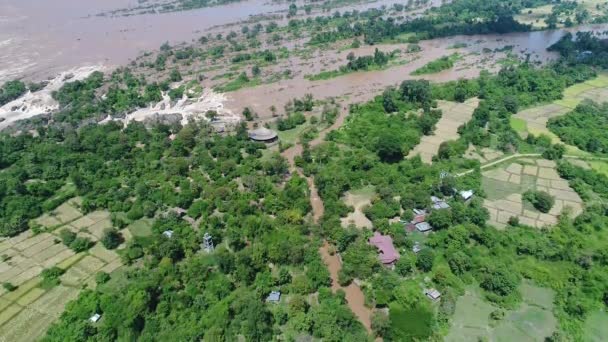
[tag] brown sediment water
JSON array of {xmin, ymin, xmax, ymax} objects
[
  {"xmin": 0, "ymin": 0, "xmax": 440, "ymax": 83},
  {"xmin": 223, "ymin": 24, "xmax": 608, "ymax": 116},
  {"xmin": 0, "ymin": 0, "xmax": 285, "ymax": 82}
]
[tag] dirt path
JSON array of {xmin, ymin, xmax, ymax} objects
[
  {"xmin": 279, "ymin": 105, "xmax": 373, "ymax": 334},
  {"xmin": 319, "ymin": 242, "xmax": 373, "ymax": 333},
  {"xmin": 457, "ymin": 153, "xmax": 608, "ymax": 177},
  {"xmin": 281, "ymin": 105, "xmax": 349, "ymax": 167}
]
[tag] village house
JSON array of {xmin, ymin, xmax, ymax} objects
[
  {"xmin": 425, "ymin": 288, "xmax": 441, "ymax": 301},
  {"xmin": 412, "ymin": 241, "xmax": 422, "ymax": 254},
  {"xmin": 431, "ymin": 196, "xmax": 450, "ymax": 210},
  {"xmin": 266, "ymin": 291, "xmax": 281, "ymax": 303},
  {"xmin": 459, "ymin": 190, "xmax": 474, "ymax": 201},
  {"xmin": 369, "ymin": 231, "xmax": 400, "ymax": 265},
  {"xmin": 89, "ymin": 313, "xmax": 101, "ymax": 323}
]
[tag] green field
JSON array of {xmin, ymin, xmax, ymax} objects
[
  {"xmin": 127, "ymin": 218, "xmax": 154, "ymax": 237},
  {"xmin": 445, "ymin": 282, "xmax": 556, "ymax": 341},
  {"xmin": 509, "ymin": 117, "xmax": 528, "ymax": 136},
  {"xmin": 390, "ymin": 302, "xmax": 433, "ymax": 340},
  {"xmin": 513, "ymin": 74, "xmax": 608, "ymax": 157},
  {"xmin": 589, "ymin": 161, "xmax": 608, "ymax": 177},
  {"xmin": 584, "ymin": 310, "xmax": 608, "ymax": 342}
]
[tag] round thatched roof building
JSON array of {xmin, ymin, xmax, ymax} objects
[{"xmin": 248, "ymin": 127, "xmax": 278, "ymax": 142}]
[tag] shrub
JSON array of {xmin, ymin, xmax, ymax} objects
[
  {"xmin": 101, "ymin": 228, "xmax": 123, "ymax": 250},
  {"xmin": 2, "ymin": 282, "xmax": 17, "ymax": 292},
  {"xmin": 41, "ymin": 267, "xmax": 65, "ymax": 289},
  {"xmin": 70, "ymin": 237, "xmax": 94, "ymax": 252},
  {"xmin": 59, "ymin": 229, "xmax": 76, "ymax": 246},
  {"xmin": 95, "ymin": 272, "xmax": 111, "ymax": 285},
  {"xmin": 416, "ymin": 249, "xmax": 434, "ymax": 272},
  {"xmin": 523, "ymin": 190, "xmax": 555, "ymax": 213}
]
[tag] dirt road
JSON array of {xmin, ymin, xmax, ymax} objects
[{"xmin": 280, "ymin": 104, "xmax": 373, "ymax": 334}]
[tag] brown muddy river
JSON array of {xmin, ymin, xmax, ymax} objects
[
  {"xmin": 225, "ymin": 24, "xmax": 608, "ymax": 116},
  {"xmin": 0, "ymin": 0, "xmax": 286, "ymax": 82},
  {"xmin": 0, "ymin": 0, "xmax": 429, "ymax": 83}
]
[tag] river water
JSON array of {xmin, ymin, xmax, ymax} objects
[
  {"xmin": 0, "ymin": 0, "xmax": 436, "ymax": 83},
  {"xmin": 0, "ymin": 0, "xmax": 288, "ymax": 82}
]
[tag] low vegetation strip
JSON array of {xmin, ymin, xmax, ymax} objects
[
  {"xmin": 411, "ymin": 54, "xmax": 460, "ymax": 75},
  {"xmin": 306, "ymin": 49, "xmax": 398, "ymax": 81}
]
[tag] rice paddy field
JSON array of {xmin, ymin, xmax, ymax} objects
[
  {"xmin": 511, "ymin": 73, "xmax": 608, "ymax": 156},
  {"xmin": 445, "ymin": 281, "xmax": 556, "ymax": 342},
  {"xmin": 482, "ymin": 157, "xmax": 583, "ymax": 229},
  {"xmin": 0, "ymin": 198, "xmax": 131, "ymax": 341},
  {"xmin": 408, "ymin": 98, "xmax": 479, "ymax": 163}
]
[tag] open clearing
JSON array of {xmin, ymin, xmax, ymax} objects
[
  {"xmin": 584, "ymin": 310, "xmax": 608, "ymax": 342},
  {"xmin": 482, "ymin": 157, "xmax": 583, "ymax": 229},
  {"xmin": 408, "ymin": 98, "xmax": 478, "ymax": 163},
  {"xmin": 445, "ymin": 282, "xmax": 556, "ymax": 342},
  {"xmin": 340, "ymin": 186, "xmax": 375, "ymax": 229},
  {"xmin": 0, "ymin": 199, "xmax": 131, "ymax": 341},
  {"xmin": 512, "ymin": 74, "xmax": 608, "ymax": 156},
  {"xmin": 515, "ymin": 0, "xmax": 607, "ymax": 29}
]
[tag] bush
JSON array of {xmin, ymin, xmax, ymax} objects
[
  {"xmin": 479, "ymin": 267, "xmax": 519, "ymax": 297},
  {"xmin": 416, "ymin": 249, "xmax": 434, "ymax": 272},
  {"xmin": 59, "ymin": 229, "xmax": 76, "ymax": 246},
  {"xmin": 41, "ymin": 267, "xmax": 65, "ymax": 289},
  {"xmin": 0, "ymin": 80, "xmax": 27, "ymax": 105},
  {"xmin": 95, "ymin": 272, "xmax": 111, "ymax": 285},
  {"xmin": 2, "ymin": 282, "xmax": 17, "ymax": 292},
  {"xmin": 101, "ymin": 228, "xmax": 123, "ymax": 250},
  {"xmin": 70, "ymin": 237, "xmax": 95, "ymax": 252},
  {"xmin": 523, "ymin": 190, "xmax": 555, "ymax": 213}
]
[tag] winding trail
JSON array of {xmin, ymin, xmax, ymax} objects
[
  {"xmin": 281, "ymin": 106, "xmax": 374, "ymax": 334},
  {"xmin": 456, "ymin": 153, "xmax": 608, "ymax": 177}
]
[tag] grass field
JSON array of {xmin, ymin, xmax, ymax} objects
[
  {"xmin": 589, "ymin": 161, "xmax": 608, "ymax": 177},
  {"xmin": 445, "ymin": 282, "xmax": 555, "ymax": 341},
  {"xmin": 509, "ymin": 117, "xmax": 527, "ymax": 136},
  {"xmin": 0, "ymin": 198, "xmax": 131, "ymax": 341},
  {"xmin": 390, "ymin": 302, "xmax": 433, "ymax": 340},
  {"xmin": 584, "ymin": 310, "xmax": 608, "ymax": 342},
  {"xmin": 128, "ymin": 218, "xmax": 154, "ymax": 237}
]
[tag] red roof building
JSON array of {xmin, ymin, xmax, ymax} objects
[{"xmin": 369, "ymin": 232, "xmax": 400, "ymax": 265}]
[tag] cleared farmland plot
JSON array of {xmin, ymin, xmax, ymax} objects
[
  {"xmin": 482, "ymin": 158, "xmax": 583, "ymax": 229},
  {"xmin": 512, "ymin": 73, "xmax": 608, "ymax": 156},
  {"xmin": 0, "ymin": 199, "xmax": 129, "ymax": 341},
  {"xmin": 446, "ymin": 282, "xmax": 556, "ymax": 342},
  {"xmin": 408, "ymin": 98, "xmax": 479, "ymax": 163}
]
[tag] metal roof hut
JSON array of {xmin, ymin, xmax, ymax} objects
[
  {"xmin": 248, "ymin": 127, "xmax": 278, "ymax": 143},
  {"xmin": 266, "ymin": 291, "xmax": 281, "ymax": 303},
  {"xmin": 425, "ymin": 288, "xmax": 441, "ymax": 301},
  {"xmin": 369, "ymin": 232, "xmax": 400, "ymax": 265}
]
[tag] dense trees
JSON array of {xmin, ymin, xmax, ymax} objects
[
  {"xmin": 308, "ymin": 0, "xmax": 539, "ymax": 46},
  {"xmin": 18, "ymin": 115, "xmax": 365, "ymax": 340},
  {"xmin": 548, "ymin": 101, "xmax": 608, "ymax": 154},
  {"xmin": 0, "ymin": 80, "xmax": 27, "ymax": 105},
  {"xmin": 523, "ymin": 190, "xmax": 555, "ymax": 213}
]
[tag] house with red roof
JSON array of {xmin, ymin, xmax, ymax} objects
[{"xmin": 369, "ymin": 232, "xmax": 400, "ymax": 265}]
